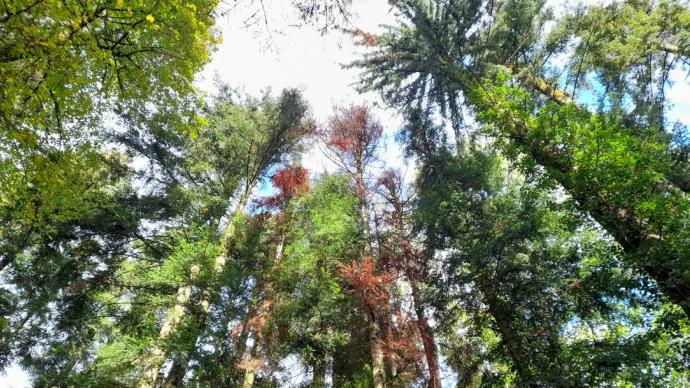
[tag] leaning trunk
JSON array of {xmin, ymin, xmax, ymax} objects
[
  {"xmin": 509, "ymin": 64, "xmax": 690, "ymax": 195},
  {"xmin": 139, "ymin": 284, "xmax": 193, "ymax": 388},
  {"xmin": 469, "ymin": 86, "xmax": 690, "ymax": 317},
  {"xmin": 238, "ymin": 232, "xmax": 286, "ymax": 388},
  {"xmin": 161, "ymin": 288, "xmax": 213, "ymax": 388},
  {"xmin": 241, "ymin": 339, "xmax": 259, "ymax": 388}
]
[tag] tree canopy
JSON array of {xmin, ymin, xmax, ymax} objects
[{"xmin": 1, "ymin": 0, "xmax": 690, "ymax": 387}]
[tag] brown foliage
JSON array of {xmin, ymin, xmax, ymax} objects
[
  {"xmin": 338, "ymin": 257, "xmax": 394, "ymax": 309},
  {"xmin": 385, "ymin": 309, "xmax": 424, "ymax": 364},
  {"xmin": 350, "ymin": 29, "xmax": 379, "ymax": 46},
  {"xmin": 338, "ymin": 258, "xmax": 423, "ymax": 371},
  {"xmin": 325, "ymin": 105, "xmax": 382, "ymax": 156},
  {"xmin": 256, "ymin": 165, "xmax": 310, "ymax": 208},
  {"xmin": 321, "ymin": 105, "xmax": 382, "ymax": 200}
]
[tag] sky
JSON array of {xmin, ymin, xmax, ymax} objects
[
  {"xmin": 196, "ymin": 0, "xmax": 407, "ymax": 179},
  {"xmin": 3, "ymin": 0, "xmax": 689, "ymax": 386}
]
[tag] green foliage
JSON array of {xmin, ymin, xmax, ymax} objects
[
  {"xmin": 1, "ymin": 0, "xmax": 219, "ymax": 138},
  {"xmin": 1, "ymin": 1, "xmax": 221, "ymax": 375},
  {"xmin": 415, "ymin": 146, "xmax": 689, "ymax": 385},
  {"xmin": 473, "ymin": 76, "xmax": 690, "ymax": 315},
  {"xmin": 552, "ymin": 0, "xmax": 690, "ymax": 128},
  {"xmin": 273, "ymin": 175, "xmax": 368, "ymax": 382},
  {"xmin": 352, "ymin": 0, "xmax": 690, "ymax": 317},
  {"xmin": 4, "ymin": 1, "xmax": 690, "ymax": 386}
]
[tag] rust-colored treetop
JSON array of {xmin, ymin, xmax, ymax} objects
[
  {"xmin": 258, "ymin": 165, "xmax": 310, "ymax": 208},
  {"xmin": 325, "ymin": 105, "xmax": 383, "ymax": 161}
]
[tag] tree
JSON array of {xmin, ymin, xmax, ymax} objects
[
  {"xmin": 413, "ymin": 142, "xmax": 689, "ymax": 385},
  {"xmin": 375, "ymin": 168, "xmax": 441, "ymax": 387},
  {"xmin": 320, "ymin": 104, "xmax": 389, "ymax": 387},
  {"xmin": 0, "ymin": 148, "xmax": 148, "ymax": 377},
  {"xmin": 0, "ymin": 2, "xmax": 222, "ymax": 374},
  {"xmin": 272, "ymin": 175, "xmax": 365, "ymax": 387},
  {"xmin": 1, "ymin": 0, "xmax": 219, "ymax": 135},
  {"xmin": 1, "ymin": 0, "xmax": 221, "ymax": 264},
  {"xmin": 137, "ymin": 87, "xmax": 312, "ymax": 387},
  {"xmin": 351, "ymin": 0, "xmax": 690, "ymax": 317},
  {"xmin": 6, "ymin": 1, "xmax": 690, "ymax": 384}
]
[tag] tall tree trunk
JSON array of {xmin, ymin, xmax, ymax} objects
[
  {"xmin": 457, "ymin": 360, "xmax": 483, "ymax": 387},
  {"xmin": 242, "ymin": 338, "xmax": 259, "ymax": 388},
  {"xmin": 218, "ymin": 233, "xmax": 285, "ymax": 383},
  {"xmin": 139, "ymin": 284, "xmax": 194, "ymax": 388},
  {"xmin": 236, "ymin": 232, "xmax": 286, "ymax": 388},
  {"xmin": 217, "ymin": 292, "xmax": 257, "ymax": 385},
  {"xmin": 225, "ymin": 307, "xmax": 253, "ymax": 370},
  {"xmin": 508, "ymin": 64, "xmax": 690, "ymax": 194},
  {"xmin": 411, "ymin": 283, "xmax": 441, "ymax": 388},
  {"xmin": 161, "ymin": 289, "xmax": 212, "ymax": 388},
  {"xmin": 479, "ymin": 280, "xmax": 531, "ymax": 382},
  {"xmin": 139, "ymin": 191, "xmax": 250, "ymax": 388},
  {"xmin": 356, "ymin": 165, "xmax": 387, "ymax": 388},
  {"xmin": 161, "ymin": 359, "xmax": 186, "ymax": 388},
  {"xmin": 242, "ymin": 331, "xmax": 259, "ymax": 388}
]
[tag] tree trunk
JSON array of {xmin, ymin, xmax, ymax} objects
[
  {"xmin": 225, "ymin": 231, "xmax": 285, "ymax": 387},
  {"xmin": 508, "ymin": 64, "xmax": 690, "ymax": 194},
  {"xmin": 311, "ymin": 358, "xmax": 327, "ymax": 388},
  {"xmin": 479, "ymin": 281, "xmax": 531, "ymax": 382},
  {"xmin": 354, "ymin": 158, "xmax": 387, "ymax": 387},
  {"xmin": 242, "ymin": 339, "xmax": 259, "ymax": 388},
  {"xmin": 457, "ymin": 360, "xmax": 483, "ymax": 387},
  {"xmin": 474, "ymin": 90, "xmax": 690, "ymax": 317},
  {"xmin": 161, "ymin": 289, "xmax": 212, "ymax": 388},
  {"xmin": 161, "ymin": 359, "xmax": 186, "ymax": 388},
  {"xmin": 411, "ymin": 283, "xmax": 441, "ymax": 388},
  {"xmin": 139, "ymin": 284, "xmax": 193, "ymax": 388},
  {"xmin": 369, "ymin": 313, "xmax": 387, "ymax": 388}
]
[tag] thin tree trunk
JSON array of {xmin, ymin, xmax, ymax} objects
[
  {"xmin": 226, "ymin": 308, "xmax": 253, "ymax": 369},
  {"xmin": 353, "ymin": 156, "xmax": 387, "ymax": 387},
  {"xmin": 457, "ymin": 360, "xmax": 483, "ymax": 387},
  {"xmin": 218, "ymin": 234, "xmax": 285, "ymax": 382},
  {"xmin": 139, "ymin": 284, "xmax": 194, "ymax": 388},
  {"xmin": 217, "ymin": 292, "xmax": 257, "ymax": 384},
  {"xmin": 235, "ymin": 232, "xmax": 286, "ymax": 388},
  {"xmin": 411, "ymin": 283, "xmax": 441, "ymax": 388},
  {"xmin": 161, "ymin": 289, "xmax": 212, "ymax": 388},
  {"xmin": 480, "ymin": 281, "xmax": 531, "ymax": 381},
  {"xmin": 161, "ymin": 359, "xmax": 186, "ymax": 388},
  {"xmin": 358, "ymin": 192, "xmax": 373, "ymax": 256}
]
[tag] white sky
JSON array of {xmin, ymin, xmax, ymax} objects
[
  {"xmin": 196, "ymin": 0, "xmax": 407, "ymax": 178},
  {"xmin": 3, "ymin": 0, "xmax": 689, "ymax": 386}
]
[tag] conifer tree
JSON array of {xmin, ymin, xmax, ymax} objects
[{"xmin": 351, "ymin": 0, "xmax": 690, "ymax": 317}]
